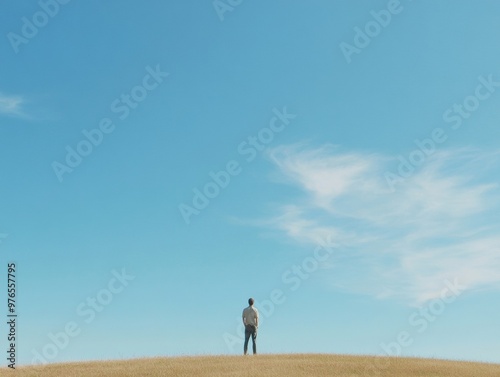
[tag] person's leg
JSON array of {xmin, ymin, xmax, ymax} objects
[
  {"xmin": 243, "ymin": 326, "xmax": 251, "ymax": 355},
  {"xmin": 252, "ymin": 327, "xmax": 257, "ymax": 355}
]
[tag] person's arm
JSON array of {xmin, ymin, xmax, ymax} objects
[
  {"xmin": 242, "ymin": 311, "xmax": 246, "ymax": 326},
  {"xmin": 255, "ymin": 310, "xmax": 259, "ymax": 328}
]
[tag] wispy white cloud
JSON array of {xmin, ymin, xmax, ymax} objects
[
  {"xmin": 265, "ymin": 144, "xmax": 500, "ymax": 305},
  {"xmin": 0, "ymin": 93, "xmax": 26, "ymax": 117}
]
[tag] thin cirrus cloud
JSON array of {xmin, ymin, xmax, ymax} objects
[
  {"xmin": 265, "ymin": 143, "xmax": 500, "ymax": 305},
  {"xmin": 0, "ymin": 93, "xmax": 26, "ymax": 117}
]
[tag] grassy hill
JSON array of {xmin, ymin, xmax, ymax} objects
[{"xmin": 7, "ymin": 354, "xmax": 500, "ymax": 376}]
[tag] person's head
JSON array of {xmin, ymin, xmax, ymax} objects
[{"xmin": 248, "ymin": 298, "xmax": 254, "ymax": 306}]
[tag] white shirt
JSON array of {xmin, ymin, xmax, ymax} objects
[{"xmin": 242, "ymin": 305, "xmax": 259, "ymax": 327}]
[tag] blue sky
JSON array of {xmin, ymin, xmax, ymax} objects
[{"xmin": 1, "ymin": 0, "xmax": 500, "ymax": 367}]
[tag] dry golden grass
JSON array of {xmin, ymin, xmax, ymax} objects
[{"xmin": 5, "ymin": 354, "xmax": 500, "ymax": 377}]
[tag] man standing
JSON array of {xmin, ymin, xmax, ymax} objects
[{"xmin": 242, "ymin": 298, "xmax": 259, "ymax": 355}]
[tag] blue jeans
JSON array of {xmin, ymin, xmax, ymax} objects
[{"xmin": 244, "ymin": 324, "xmax": 257, "ymax": 355}]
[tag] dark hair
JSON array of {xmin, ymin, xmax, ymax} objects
[{"xmin": 248, "ymin": 298, "xmax": 254, "ymax": 306}]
